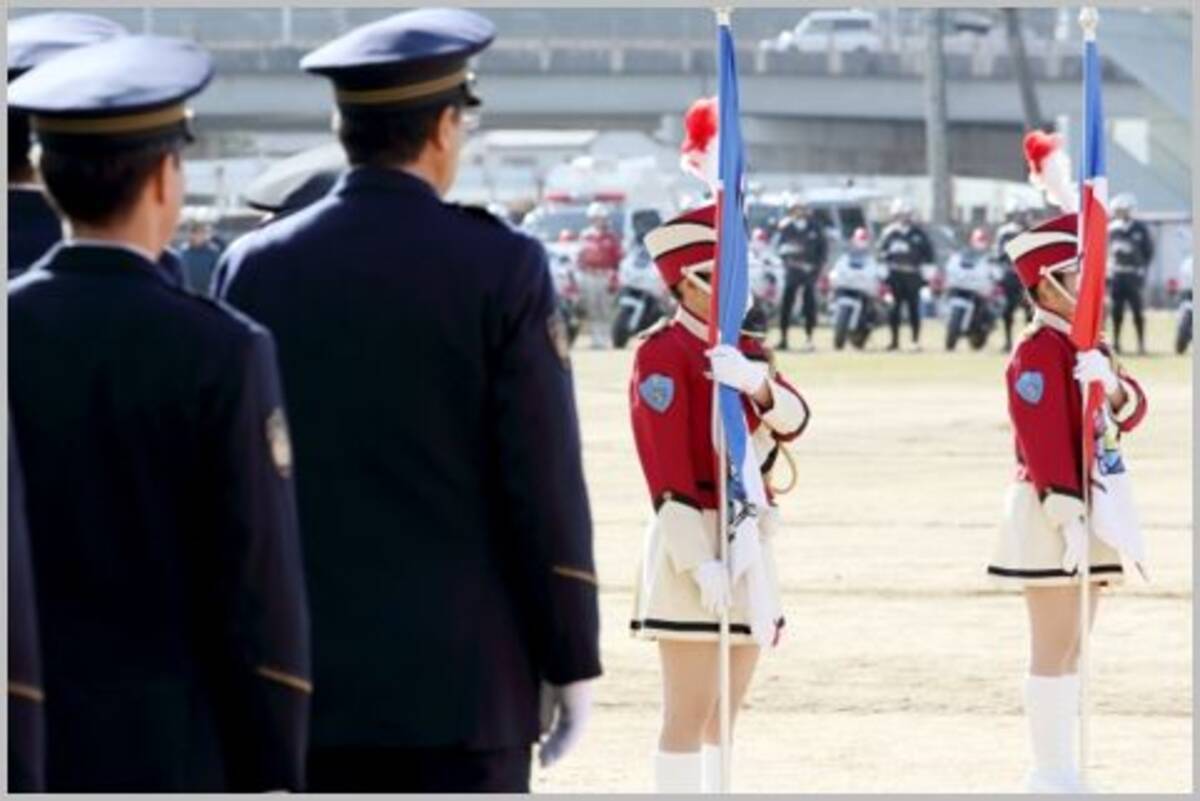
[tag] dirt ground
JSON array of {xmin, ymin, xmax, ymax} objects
[{"xmin": 534, "ymin": 311, "xmax": 1193, "ymax": 794}]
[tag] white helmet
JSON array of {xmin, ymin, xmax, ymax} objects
[
  {"xmin": 586, "ymin": 201, "xmax": 609, "ymax": 220},
  {"xmin": 1111, "ymin": 193, "xmax": 1137, "ymax": 213},
  {"xmin": 890, "ymin": 197, "xmax": 914, "ymax": 217}
]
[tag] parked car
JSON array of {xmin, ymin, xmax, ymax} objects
[{"xmin": 790, "ymin": 10, "xmax": 884, "ymax": 55}]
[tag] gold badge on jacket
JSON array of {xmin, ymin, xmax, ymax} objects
[
  {"xmin": 547, "ymin": 312, "xmax": 572, "ymax": 369},
  {"xmin": 266, "ymin": 408, "xmax": 292, "ymax": 479}
]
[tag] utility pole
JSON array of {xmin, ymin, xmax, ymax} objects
[
  {"xmin": 924, "ymin": 9, "xmax": 952, "ymax": 226},
  {"xmin": 1005, "ymin": 9, "xmax": 1044, "ymax": 130}
]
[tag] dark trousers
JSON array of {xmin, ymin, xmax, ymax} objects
[
  {"xmin": 1111, "ymin": 271, "xmax": 1146, "ymax": 351},
  {"xmin": 1000, "ymin": 273, "xmax": 1031, "ymax": 348},
  {"xmin": 779, "ymin": 265, "xmax": 817, "ymax": 345},
  {"xmin": 307, "ymin": 745, "xmax": 531, "ymax": 793},
  {"xmin": 887, "ymin": 269, "xmax": 923, "ymax": 346}
]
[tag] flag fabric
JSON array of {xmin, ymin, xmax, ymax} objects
[
  {"xmin": 709, "ymin": 18, "xmax": 764, "ymax": 512},
  {"xmin": 1071, "ymin": 22, "xmax": 1108, "ymax": 471}
]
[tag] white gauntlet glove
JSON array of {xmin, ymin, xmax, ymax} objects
[
  {"xmin": 691, "ymin": 560, "xmax": 732, "ymax": 616},
  {"xmin": 1060, "ymin": 517, "xmax": 1089, "ymax": 573},
  {"xmin": 1074, "ymin": 349, "xmax": 1119, "ymax": 395},
  {"xmin": 707, "ymin": 344, "xmax": 768, "ymax": 396},
  {"xmin": 538, "ymin": 680, "xmax": 594, "ymax": 768}
]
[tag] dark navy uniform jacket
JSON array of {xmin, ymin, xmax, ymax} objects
[
  {"xmin": 8, "ymin": 187, "xmax": 61, "ymax": 278},
  {"xmin": 878, "ymin": 221, "xmax": 935, "ymax": 272},
  {"xmin": 219, "ymin": 165, "xmax": 601, "ymax": 751},
  {"xmin": 1109, "ymin": 218, "xmax": 1154, "ymax": 272},
  {"xmin": 8, "ymin": 243, "xmax": 312, "ymax": 791},
  {"xmin": 8, "ymin": 422, "xmax": 46, "ymax": 793}
]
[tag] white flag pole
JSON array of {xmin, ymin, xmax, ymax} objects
[
  {"xmin": 1076, "ymin": 5, "xmax": 1099, "ymax": 783},
  {"xmin": 713, "ymin": 7, "xmax": 733, "ymax": 792}
]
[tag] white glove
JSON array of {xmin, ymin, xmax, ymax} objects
[
  {"xmin": 1074, "ymin": 349, "xmax": 1119, "ymax": 395},
  {"xmin": 691, "ymin": 560, "xmax": 732, "ymax": 616},
  {"xmin": 1060, "ymin": 517, "xmax": 1089, "ymax": 573},
  {"xmin": 538, "ymin": 680, "xmax": 594, "ymax": 768},
  {"xmin": 707, "ymin": 344, "xmax": 768, "ymax": 396}
]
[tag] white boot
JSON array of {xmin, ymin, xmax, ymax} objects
[
  {"xmin": 701, "ymin": 744, "xmax": 723, "ymax": 793},
  {"xmin": 1023, "ymin": 674, "xmax": 1090, "ymax": 793},
  {"xmin": 654, "ymin": 750, "xmax": 702, "ymax": 794}
]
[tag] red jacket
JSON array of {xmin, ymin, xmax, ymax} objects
[
  {"xmin": 578, "ymin": 227, "xmax": 622, "ymax": 272},
  {"xmin": 1006, "ymin": 311, "xmax": 1147, "ymax": 522},
  {"xmin": 630, "ymin": 309, "xmax": 808, "ymax": 516}
]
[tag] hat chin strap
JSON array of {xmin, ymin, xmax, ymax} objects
[{"xmin": 1039, "ymin": 269, "xmax": 1078, "ymax": 313}]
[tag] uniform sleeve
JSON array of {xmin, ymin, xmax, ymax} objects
[
  {"xmin": 8, "ymin": 422, "xmax": 45, "ymax": 793},
  {"xmin": 207, "ymin": 331, "xmax": 311, "ymax": 791},
  {"xmin": 1007, "ymin": 338, "xmax": 1085, "ymax": 527},
  {"xmin": 756, "ymin": 371, "xmax": 810, "ymax": 443},
  {"xmin": 1137, "ymin": 222, "xmax": 1155, "ymax": 265},
  {"xmin": 631, "ymin": 345, "xmax": 711, "ymax": 573},
  {"xmin": 917, "ymin": 228, "xmax": 936, "ymax": 264},
  {"xmin": 1106, "ymin": 351, "xmax": 1149, "ymax": 432},
  {"xmin": 814, "ymin": 227, "xmax": 829, "ymax": 266},
  {"xmin": 488, "ymin": 239, "xmax": 601, "ymax": 687}
]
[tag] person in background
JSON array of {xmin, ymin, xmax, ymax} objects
[
  {"xmin": 180, "ymin": 219, "xmax": 223, "ymax": 295},
  {"xmin": 8, "ymin": 35, "xmax": 311, "ymax": 792},
  {"xmin": 772, "ymin": 196, "xmax": 827, "ymax": 352},
  {"xmin": 1107, "ymin": 193, "xmax": 1154, "ymax": 355},
  {"xmin": 877, "ymin": 197, "xmax": 935, "ymax": 352},
  {"xmin": 217, "ymin": 9, "xmax": 601, "ymax": 792},
  {"xmin": 7, "ymin": 13, "xmax": 126, "ymax": 278},
  {"xmin": 578, "ymin": 201, "xmax": 623, "ymax": 348}
]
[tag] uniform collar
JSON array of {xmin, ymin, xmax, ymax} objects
[
  {"xmin": 335, "ymin": 164, "xmax": 439, "ymax": 199},
  {"xmin": 1032, "ymin": 306, "xmax": 1072, "ymax": 335},
  {"xmin": 673, "ymin": 306, "xmax": 710, "ymax": 341},
  {"xmin": 45, "ymin": 240, "xmax": 165, "ymax": 281}
]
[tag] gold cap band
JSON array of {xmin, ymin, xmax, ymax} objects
[
  {"xmin": 32, "ymin": 103, "xmax": 190, "ymax": 136},
  {"xmin": 334, "ymin": 67, "xmax": 469, "ymax": 107}
]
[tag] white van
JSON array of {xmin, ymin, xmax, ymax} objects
[{"xmin": 790, "ymin": 10, "xmax": 883, "ymax": 55}]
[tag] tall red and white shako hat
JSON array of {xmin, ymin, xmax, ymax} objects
[
  {"xmin": 644, "ymin": 203, "xmax": 716, "ymax": 291},
  {"xmin": 1004, "ymin": 212, "xmax": 1079, "ymax": 290}
]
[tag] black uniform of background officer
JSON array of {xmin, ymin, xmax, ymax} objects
[
  {"xmin": 995, "ymin": 202, "xmax": 1034, "ymax": 351},
  {"xmin": 218, "ymin": 9, "xmax": 601, "ymax": 793},
  {"xmin": 6, "ymin": 13, "xmax": 126, "ymax": 278},
  {"xmin": 877, "ymin": 199, "xmax": 935, "ymax": 351},
  {"xmin": 1108, "ymin": 194, "xmax": 1154, "ymax": 354},
  {"xmin": 8, "ymin": 423, "xmax": 45, "ymax": 793},
  {"xmin": 772, "ymin": 198, "xmax": 827, "ymax": 351},
  {"xmin": 7, "ymin": 36, "xmax": 311, "ymax": 792}
]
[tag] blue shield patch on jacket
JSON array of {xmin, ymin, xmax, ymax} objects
[
  {"xmin": 639, "ymin": 374, "xmax": 674, "ymax": 413},
  {"xmin": 1015, "ymin": 371, "xmax": 1044, "ymax": 405}
]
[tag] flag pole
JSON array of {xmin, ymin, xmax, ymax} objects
[
  {"xmin": 1076, "ymin": 6, "xmax": 1100, "ymax": 783},
  {"xmin": 713, "ymin": 7, "xmax": 734, "ymax": 792}
]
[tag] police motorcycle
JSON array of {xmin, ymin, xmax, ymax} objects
[
  {"xmin": 942, "ymin": 228, "xmax": 1000, "ymax": 351},
  {"xmin": 1170, "ymin": 255, "xmax": 1192, "ymax": 355},
  {"xmin": 749, "ymin": 227, "xmax": 786, "ymax": 323},
  {"xmin": 828, "ymin": 228, "xmax": 890, "ymax": 350},
  {"xmin": 611, "ymin": 209, "xmax": 670, "ymax": 349}
]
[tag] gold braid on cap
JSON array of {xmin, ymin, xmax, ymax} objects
[
  {"xmin": 32, "ymin": 104, "xmax": 190, "ymax": 135},
  {"xmin": 335, "ymin": 67, "xmax": 470, "ymax": 106}
]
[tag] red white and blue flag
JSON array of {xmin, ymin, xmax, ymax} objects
[{"xmin": 1071, "ymin": 18, "xmax": 1108, "ymax": 468}]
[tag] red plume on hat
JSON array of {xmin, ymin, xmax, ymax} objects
[
  {"xmin": 1023, "ymin": 129, "xmax": 1078, "ymax": 212},
  {"xmin": 680, "ymin": 96, "xmax": 719, "ymax": 189}
]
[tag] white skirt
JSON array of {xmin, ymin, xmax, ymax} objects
[
  {"xmin": 630, "ymin": 507, "xmax": 785, "ymax": 643},
  {"xmin": 987, "ymin": 481, "xmax": 1124, "ymax": 588}
]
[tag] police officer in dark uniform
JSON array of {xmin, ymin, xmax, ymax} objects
[
  {"xmin": 772, "ymin": 196, "xmax": 828, "ymax": 351},
  {"xmin": 877, "ymin": 197, "xmax": 935, "ymax": 351},
  {"xmin": 8, "ymin": 422, "xmax": 45, "ymax": 793},
  {"xmin": 995, "ymin": 199, "xmax": 1035, "ymax": 351},
  {"xmin": 7, "ymin": 13, "xmax": 126, "ymax": 278},
  {"xmin": 8, "ymin": 36, "xmax": 311, "ymax": 792},
  {"xmin": 1108, "ymin": 193, "xmax": 1154, "ymax": 354},
  {"xmin": 218, "ymin": 9, "xmax": 601, "ymax": 793}
]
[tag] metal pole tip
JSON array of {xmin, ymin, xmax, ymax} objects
[{"xmin": 1078, "ymin": 7, "xmax": 1099, "ymax": 35}]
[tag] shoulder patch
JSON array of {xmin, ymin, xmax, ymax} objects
[
  {"xmin": 1015, "ymin": 370, "xmax": 1045, "ymax": 405},
  {"xmin": 638, "ymin": 374, "xmax": 675, "ymax": 413}
]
